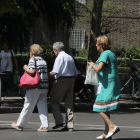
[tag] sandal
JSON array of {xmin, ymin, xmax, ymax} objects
[
  {"xmin": 11, "ymin": 122, "xmax": 23, "ymax": 131},
  {"xmin": 105, "ymin": 126, "xmax": 120, "ymax": 139},
  {"xmin": 37, "ymin": 127, "xmax": 48, "ymax": 132}
]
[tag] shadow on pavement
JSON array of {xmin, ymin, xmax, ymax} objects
[
  {"xmin": 111, "ymin": 108, "xmax": 140, "ymax": 114},
  {"xmin": 0, "ymin": 127, "xmax": 13, "ymax": 130},
  {"xmin": 49, "ymin": 129, "xmax": 103, "ymax": 132},
  {"xmin": 73, "ymin": 108, "xmax": 140, "ymax": 114},
  {"xmin": 112, "ymin": 138, "xmax": 140, "ymax": 140}
]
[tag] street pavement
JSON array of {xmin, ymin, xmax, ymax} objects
[
  {"xmin": 0, "ymin": 109, "xmax": 140, "ymax": 140},
  {"xmin": 0, "ymin": 93, "xmax": 140, "ymax": 113}
]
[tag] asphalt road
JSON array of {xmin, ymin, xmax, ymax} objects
[{"xmin": 0, "ymin": 109, "xmax": 140, "ymax": 140}]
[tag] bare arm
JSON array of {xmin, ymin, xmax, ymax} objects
[
  {"xmin": 88, "ymin": 61, "xmax": 105, "ymax": 73},
  {"xmin": 23, "ymin": 65, "xmax": 36, "ymax": 76}
]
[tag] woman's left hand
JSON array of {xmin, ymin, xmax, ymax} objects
[
  {"xmin": 23, "ymin": 65, "xmax": 28, "ymax": 71},
  {"xmin": 88, "ymin": 62, "xmax": 94, "ymax": 66}
]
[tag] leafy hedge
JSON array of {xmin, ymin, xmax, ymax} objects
[
  {"xmin": 41, "ymin": 45, "xmax": 55, "ymax": 63},
  {"xmin": 117, "ymin": 58, "xmax": 140, "ymax": 67},
  {"xmin": 77, "ymin": 44, "xmax": 140, "ymax": 59},
  {"xmin": 74, "ymin": 44, "xmax": 140, "ymax": 73},
  {"xmin": 15, "ymin": 44, "xmax": 140, "ymax": 73},
  {"xmin": 74, "ymin": 57, "xmax": 140, "ymax": 73},
  {"xmin": 41, "ymin": 45, "xmax": 55, "ymax": 70},
  {"xmin": 15, "ymin": 45, "xmax": 55, "ymax": 71},
  {"xmin": 16, "ymin": 55, "xmax": 29, "ymax": 71},
  {"xmin": 111, "ymin": 44, "xmax": 140, "ymax": 59}
]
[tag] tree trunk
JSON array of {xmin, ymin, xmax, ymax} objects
[{"xmin": 88, "ymin": 0, "xmax": 103, "ymax": 62}]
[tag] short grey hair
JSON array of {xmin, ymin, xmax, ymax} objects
[{"xmin": 53, "ymin": 42, "xmax": 64, "ymax": 51}]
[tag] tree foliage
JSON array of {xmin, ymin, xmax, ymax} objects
[
  {"xmin": 88, "ymin": 0, "xmax": 103, "ymax": 62},
  {"xmin": 0, "ymin": 0, "xmax": 30, "ymax": 16},
  {"xmin": 0, "ymin": 0, "xmax": 76, "ymax": 53},
  {"xmin": 101, "ymin": 0, "xmax": 124, "ymax": 35}
]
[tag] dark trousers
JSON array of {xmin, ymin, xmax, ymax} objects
[
  {"xmin": 49, "ymin": 78, "xmax": 74, "ymax": 128},
  {"xmin": 2, "ymin": 71, "xmax": 13, "ymax": 92}
]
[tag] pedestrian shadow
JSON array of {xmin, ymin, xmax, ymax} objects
[
  {"xmin": 0, "ymin": 127, "xmax": 13, "ymax": 130},
  {"xmin": 73, "ymin": 129, "xmax": 103, "ymax": 132},
  {"xmin": 111, "ymin": 108, "xmax": 140, "ymax": 115},
  {"xmin": 73, "ymin": 108, "xmax": 140, "ymax": 114},
  {"xmin": 49, "ymin": 129, "xmax": 103, "ymax": 132},
  {"xmin": 114, "ymin": 138, "xmax": 139, "ymax": 140}
]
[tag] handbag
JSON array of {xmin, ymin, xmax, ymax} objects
[
  {"xmin": 20, "ymin": 58, "xmax": 40, "ymax": 88},
  {"xmin": 84, "ymin": 65, "xmax": 98, "ymax": 85}
]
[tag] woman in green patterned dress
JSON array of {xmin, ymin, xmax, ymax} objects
[{"xmin": 88, "ymin": 36, "xmax": 121, "ymax": 140}]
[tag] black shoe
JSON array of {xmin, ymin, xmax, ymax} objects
[
  {"xmin": 52, "ymin": 123, "xmax": 65, "ymax": 129},
  {"xmin": 61, "ymin": 127, "xmax": 74, "ymax": 132}
]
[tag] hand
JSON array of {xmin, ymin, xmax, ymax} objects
[
  {"xmin": 50, "ymin": 72, "xmax": 53, "ymax": 75},
  {"xmin": 48, "ymin": 73, "xmax": 52, "ymax": 78},
  {"xmin": 23, "ymin": 65, "xmax": 28, "ymax": 71},
  {"xmin": 49, "ymin": 72, "xmax": 57, "ymax": 77},
  {"xmin": 49, "ymin": 72, "xmax": 54, "ymax": 77},
  {"xmin": 87, "ymin": 62, "xmax": 94, "ymax": 66}
]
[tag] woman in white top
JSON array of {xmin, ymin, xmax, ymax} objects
[{"xmin": 0, "ymin": 42, "xmax": 18, "ymax": 93}]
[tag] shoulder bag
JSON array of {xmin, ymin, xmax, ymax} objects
[
  {"xmin": 20, "ymin": 57, "xmax": 40, "ymax": 88},
  {"xmin": 84, "ymin": 65, "xmax": 98, "ymax": 85}
]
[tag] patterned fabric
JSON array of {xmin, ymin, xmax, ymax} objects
[
  {"xmin": 93, "ymin": 50, "xmax": 121, "ymax": 112},
  {"xmin": 84, "ymin": 65, "xmax": 98, "ymax": 85},
  {"xmin": 28, "ymin": 56, "xmax": 49, "ymax": 89}
]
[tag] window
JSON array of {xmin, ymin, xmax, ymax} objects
[
  {"xmin": 69, "ymin": 29, "xmax": 86, "ymax": 50},
  {"xmin": 76, "ymin": 0, "xmax": 86, "ymax": 4}
]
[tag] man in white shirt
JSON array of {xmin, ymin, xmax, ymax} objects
[{"xmin": 49, "ymin": 42, "xmax": 78, "ymax": 132}]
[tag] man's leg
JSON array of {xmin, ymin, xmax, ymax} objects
[
  {"xmin": 63, "ymin": 78, "xmax": 74, "ymax": 129},
  {"xmin": 49, "ymin": 79, "xmax": 68, "ymax": 125}
]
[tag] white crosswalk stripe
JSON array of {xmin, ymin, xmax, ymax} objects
[{"xmin": 0, "ymin": 121, "xmax": 140, "ymax": 132}]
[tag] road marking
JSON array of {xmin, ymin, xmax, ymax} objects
[
  {"xmin": 0, "ymin": 124, "xmax": 11, "ymax": 125},
  {"xmin": 132, "ymin": 130, "xmax": 140, "ymax": 131},
  {"xmin": 0, "ymin": 121, "xmax": 140, "ymax": 130}
]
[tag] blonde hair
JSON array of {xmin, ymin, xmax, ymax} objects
[
  {"xmin": 30, "ymin": 44, "xmax": 43, "ymax": 56},
  {"xmin": 95, "ymin": 36, "xmax": 111, "ymax": 50}
]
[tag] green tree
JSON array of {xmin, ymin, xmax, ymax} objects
[
  {"xmin": 101, "ymin": 0, "xmax": 124, "ymax": 35},
  {"xmin": 75, "ymin": 0, "xmax": 123, "ymax": 62},
  {"xmin": 0, "ymin": 0, "xmax": 76, "ymax": 52},
  {"xmin": 88, "ymin": 0, "xmax": 103, "ymax": 62},
  {"xmin": 0, "ymin": 0, "xmax": 30, "ymax": 16}
]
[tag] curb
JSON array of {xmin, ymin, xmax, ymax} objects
[{"xmin": 120, "ymin": 103, "xmax": 140, "ymax": 109}]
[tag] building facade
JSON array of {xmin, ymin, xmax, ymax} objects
[{"xmin": 32, "ymin": 0, "xmax": 140, "ymax": 51}]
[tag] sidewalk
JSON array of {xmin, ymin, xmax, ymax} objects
[{"xmin": 0, "ymin": 93, "xmax": 140, "ymax": 113}]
